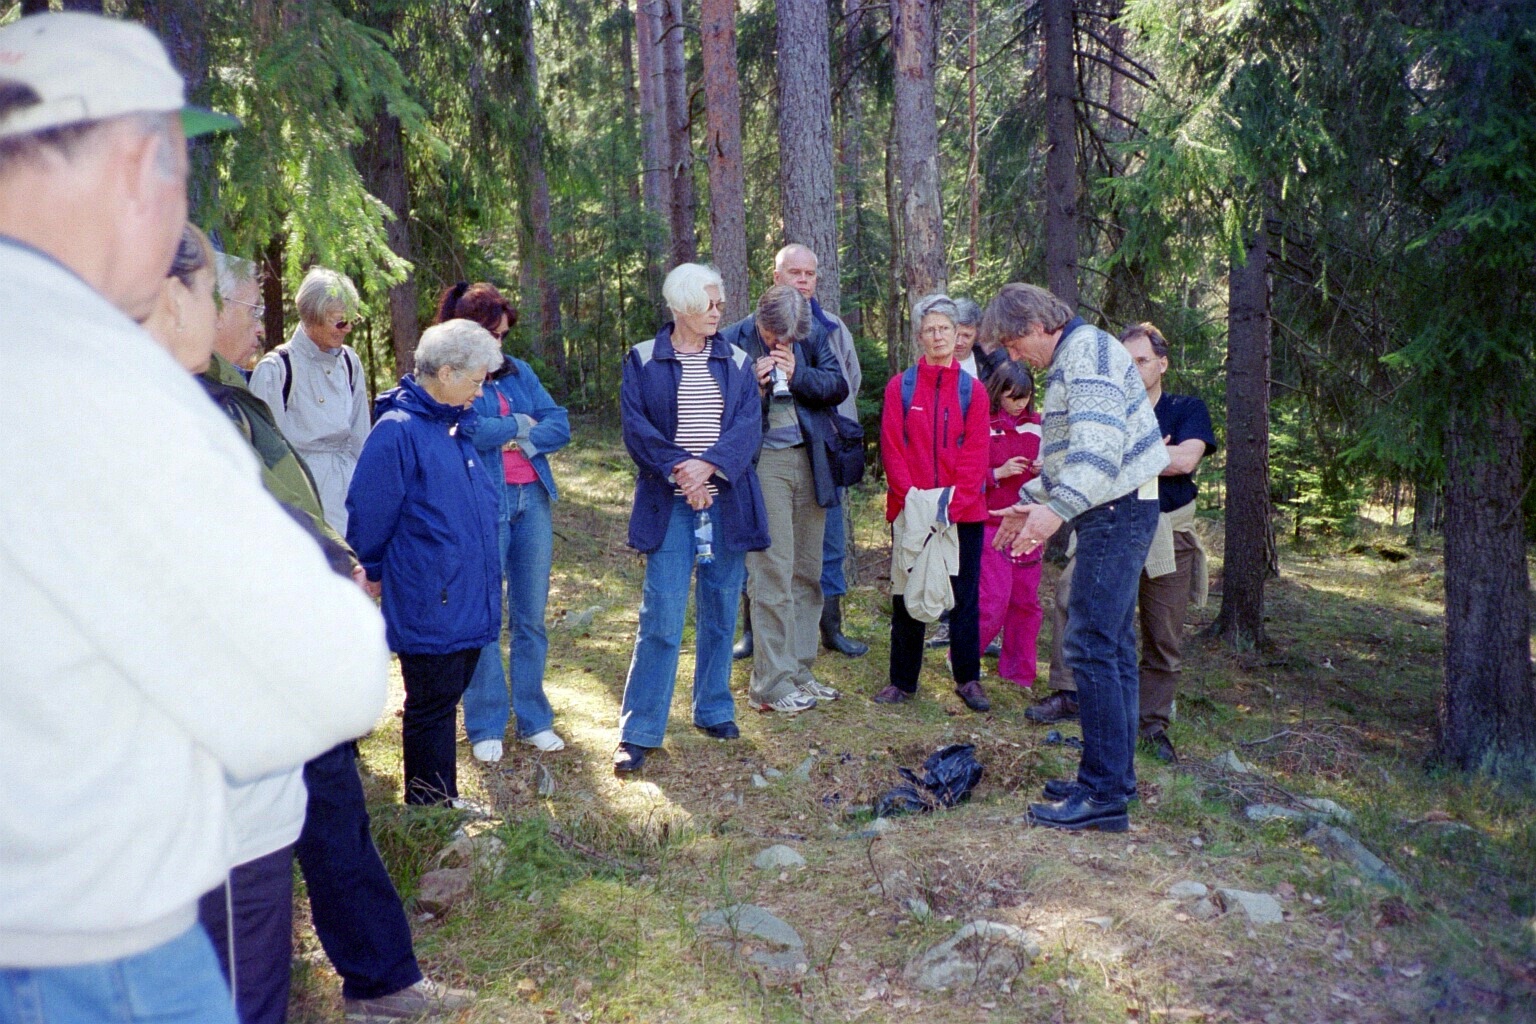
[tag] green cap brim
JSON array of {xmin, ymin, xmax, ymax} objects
[{"xmin": 181, "ymin": 106, "xmax": 240, "ymax": 138}]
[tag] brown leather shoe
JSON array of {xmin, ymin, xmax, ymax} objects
[
  {"xmin": 872, "ymin": 684, "xmax": 913, "ymax": 704},
  {"xmin": 1024, "ymin": 690, "xmax": 1078, "ymax": 724},
  {"xmin": 955, "ymin": 680, "xmax": 991, "ymax": 713}
]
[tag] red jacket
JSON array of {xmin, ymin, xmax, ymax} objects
[
  {"xmin": 985, "ymin": 408, "xmax": 1043, "ymax": 516},
  {"xmin": 880, "ymin": 359, "xmax": 992, "ymax": 523}
]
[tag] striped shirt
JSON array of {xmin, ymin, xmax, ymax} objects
[{"xmin": 673, "ymin": 349, "xmax": 723, "ymax": 495}]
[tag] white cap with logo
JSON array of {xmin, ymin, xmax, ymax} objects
[{"xmin": 0, "ymin": 11, "xmax": 237, "ymax": 140}]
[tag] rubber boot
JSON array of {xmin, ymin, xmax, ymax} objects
[
  {"xmin": 819, "ymin": 595, "xmax": 869, "ymax": 657},
  {"xmin": 732, "ymin": 593, "xmax": 753, "ymax": 660}
]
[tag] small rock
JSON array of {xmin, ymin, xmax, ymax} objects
[
  {"xmin": 1166, "ymin": 880, "xmax": 1209, "ymax": 900},
  {"xmin": 557, "ymin": 605, "xmax": 603, "ymax": 633},
  {"xmin": 434, "ymin": 834, "xmax": 507, "ymax": 878},
  {"xmin": 751, "ymin": 774, "xmax": 769, "ymax": 789},
  {"xmin": 1299, "ymin": 797, "xmax": 1354, "ymax": 824},
  {"xmin": 1216, "ymin": 888, "xmax": 1285, "ymax": 925},
  {"xmin": 790, "ymin": 756, "xmax": 816, "ymax": 782},
  {"xmin": 415, "ymin": 868, "xmax": 473, "ymax": 915},
  {"xmin": 1245, "ymin": 803, "xmax": 1313, "ymax": 824},
  {"xmin": 1213, "ymin": 750, "xmax": 1253, "ymax": 774},
  {"xmin": 904, "ymin": 921, "xmax": 1041, "ymax": 992},
  {"xmin": 763, "ymin": 767, "xmax": 783, "ymax": 779},
  {"xmin": 1187, "ymin": 897, "xmax": 1221, "ymax": 921},
  {"xmin": 905, "ymin": 897, "xmax": 932, "ymax": 921},
  {"xmin": 1084, "ymin": 916, "xmax": 1114, "ymax": 931},
  {"xmin": 869, "ymin": 817, "xmax": 898, "ymax": 835},
  {"xmin": 753, "ymin": 845, "xmax": 807, "ymax": 871},
  {"xmin": 534, "ymin": 763, "xmax": 556, "ymax": 798},
  {"xmin": 1305, "ymin": 825, "xmax": 1403, "ymax": 889},
  {"xmin": 698, "ymin": 905, "xmax": 806, "ymax": 975}
]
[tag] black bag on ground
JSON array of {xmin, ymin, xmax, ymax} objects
[
  {"xmin": 873, "ymin": 743, "xmax": 984, "ymax": 818},
  {"xmin": 825, "ymin": 412, "xmax": 866, "ymax": 488}
]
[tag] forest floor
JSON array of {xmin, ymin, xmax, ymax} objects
[{"xmin": 290, "ymin": 419, "xmax": 1536, "ymax": 1024}]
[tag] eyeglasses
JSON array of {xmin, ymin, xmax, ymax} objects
[
  {"xmin": 225, "ymin": 297, "xmax": 265, "ymax": 319},
  {"xmin": 333, "ymin": 319, "xmax": 354, "ymax": 331},
  {"xmin": 705, "ymin": 300, "xmax": 726, "ymax": 312}
]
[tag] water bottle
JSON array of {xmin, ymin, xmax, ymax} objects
[{"xmin": 694, "ymin": 509, "xmax": 715, "ymax": 565}]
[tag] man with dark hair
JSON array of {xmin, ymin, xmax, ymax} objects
[
  {"xmin": 986, "ymin": 284, "xmax": 1168, "ymax": 832},
  {"xmin": 1033, "ymin": 323, "xmax": 1216, "ymax": 764}
]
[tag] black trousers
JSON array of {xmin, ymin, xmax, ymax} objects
[
  {"xmin": 197, "ymin": 844, "xmax": 294, "ymax": 1024},
  {"xmin": 295, "ymin": 742, "xmax": 423, "ymax": 1000},
  {"xmin": 889, "ymin": 521, "xmax": 983, "ymax": 692},
  {"xmin": 397, "ymin": 648, "xmax": 479, "ymax": 805}
]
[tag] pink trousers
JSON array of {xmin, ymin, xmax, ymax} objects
[{"xmin": 978, "ymin": 520, "xmax": 1044, "ymax": 686}]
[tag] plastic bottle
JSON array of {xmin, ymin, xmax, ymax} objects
[{"xmin": 694, "ymin": 509, "xmax": 715, "ymax": 565}]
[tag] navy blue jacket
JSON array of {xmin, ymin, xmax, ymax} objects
[
  {"xmin": 463, "ymin": 356, "xmax": 571, "ymax": 512},
  {"xmin": 346, "ymin": 375, "xmax": 501, "ymax": 654},
  {"xmin": 620, "ymin": 324, "xmax": 770, "ymax": 554},
  {"xmin": 715, "ymin": 313, "xmax": 849, "ymax": 509}
]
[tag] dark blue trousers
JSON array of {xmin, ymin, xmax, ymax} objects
[
  {"xmin": 295, "ymin": 742, "xmax": 424, "ymax": 1001},
  {"xmin": 198, "ymin": 844, "xmax": 294, "ymax": 1024}
]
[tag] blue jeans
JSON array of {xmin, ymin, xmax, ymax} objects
[
  {"xmin": 618, "ymin": 497, "xmax": 746, "ymax": 748},
  {"xmin": 0, "ymin": 926, "xmax": 237, "ymax": 1024},
  {"xmin": 1065, "ymin": 495, "xmax": 1160, "ymax": 804},
  {"xmin": 820, "ymin": 488, "xmax": 848, "ymax": 598},
  {"xmin": 464, "ymin": 483, "xmax": 555, "ymax": 741}
]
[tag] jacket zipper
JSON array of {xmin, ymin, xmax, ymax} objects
[{"xmin": 932, "ymin": 369, "xmax": 943, "ymax": 484}]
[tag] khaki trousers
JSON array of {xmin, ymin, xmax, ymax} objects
[
  {"xmin": 747, "ymin": 447, "xmax": 826, "ymax": 701},
  {"xmin": 1048, "ymin": 530, "xmax": 1199, "ymax": 735}
]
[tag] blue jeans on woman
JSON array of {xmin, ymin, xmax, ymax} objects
[
  {"xmin": 618, "ymin": 496, "xmax": 745, "ymax": 748},
  {"xmin": 0, "ymin": 926, "xmax": 238, "ymax": 1024},
  {"xmin": 464, "ymin": 483, "xmax": 555, "ymax": 742},
  {"xmin": 1064, "ymin": 494, "xmax": 1160, "ymax": 804}
]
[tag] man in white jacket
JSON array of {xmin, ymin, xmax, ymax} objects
[{"xmin": 0, "ymin": 13, "xmax": 388, "ymax": 1023}]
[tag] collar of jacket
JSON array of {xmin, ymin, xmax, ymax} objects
[
  {"xmin": 376, "ymin": 373, "xmax": 470, "ymax": 424},
  {"xmin": 653, "ymin": 321, "xmax": 728, "ymax": 361},
  {"xmin": 1051, "ymin": 316, "xmax": 1089, "ymax": 365},
  {"xmin": 809, "ymin": 296, "xmax": 840, "ymax": 336}
]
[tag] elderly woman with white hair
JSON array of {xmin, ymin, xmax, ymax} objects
[
  {"xmin": 874, "ymin": 293, "xmax": 993, "ymax": 712},
  {"xmin": 250, "ymin": 267, "xmax": 370, "ymax": 534},
  {"xmin": 612, "ymin": 263, "xmax": 769, "ymax": 774},
  {"xmin": 346, "ymin": 320, "xmax": 504, "ymax": 806}
]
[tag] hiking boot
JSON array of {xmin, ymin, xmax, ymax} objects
[
  {"xmin": 872, "ymin": 684, "xmax": 913, "ymax": 704},
  {"xmin": 1024, "ymin": 690, "xmax": 1078, "ymax": 724},
  {"xmin": 819, "ymin": 595, "xmax": 869, "ymax": 657},
  {"xmin": 954, "ymin": 680, "xmax": 991, "ymax": 713},
  {"xmin": 923, "ymin": 620, "xmax": 951, "ymax": 649},
  {"xmin": 1140, "ymin": 730, "xmax": 1178, "ymax": 763},
  {"xmin": 748, "ymin": 689, "xmax": 817, "ymax": 714},
  {"xmin": 613, "ymin": 742, "xmax": 650, "ymax": 774},
  {"xmin": 344, "ymin": 978, "xmax": 474, "ymax": 1021},
  {"xmin": 732, "ymin": 595, "xmax": 753, "ymax": 660},
  {"xmin": 796, "ymin": 676, "xmax": 842, "ymax": 701}
]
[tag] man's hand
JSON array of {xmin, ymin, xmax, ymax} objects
[
  {"xmin": 994, "ymin": 503, "xmax": 1063, "ymax": 558},
  {"xmin": 754, "ymin": 355, "xmax": 776, "ymax": 388},
  {"xmin": 358, "ymin": 570, "xmax": 382, "ymax": 600},
  {"xmin": 994, "ymin": 455, "xmax": 1031, "ymax": 480},
  {"xmin": 768, "ymin": 345, "xmax": 795, "ymax": 381}
]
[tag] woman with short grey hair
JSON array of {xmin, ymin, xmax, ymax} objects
[
  {"xmin": 250, "ymin": 266, "xmax": 370, "ymax": 534},
  {"xmin": 345, "ymin": 318, "xmax": 503, "ymax": 807}
]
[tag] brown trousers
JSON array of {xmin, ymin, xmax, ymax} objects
[{"xmin": 1047, "ymin": 530, "xmax": 1199, "ymax": 735}]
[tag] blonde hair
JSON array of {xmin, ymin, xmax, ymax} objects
[{"xmin": 295, "ymin": 267, "xmax": 359, "ymax": 324}]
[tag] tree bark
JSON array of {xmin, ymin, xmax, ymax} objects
[
  {"xmin": 700, "ymin": 0, "xmax": 749, "ymax": 322},
  {"xmin": 1043, "ymin": 0, "xmax": 1079, "ymax": 308},
  {"xmin": 260, "ymin": 233, "xmax": 286, "ymax": 354},
  {"xmin": 356, "ymin": 107, "xmax": 420, "ymax": 376},
  {"xmin": 776, "ymin": 0, "xmax": 841, "ymax": 314},
  {"xmin": 634, "ymin": 0, "xmax": 671, "ymax": 302},
  {"xmin": 662, "ymin": 0, "xmax": 697, "ymax": 267},
  {"xmin": 967, "ymin": 0, "xmax": 980, "ymax": 278},
  {"xmin": 884, "ymin": 105, "xmax": 904, "ymax": 375},
  {"xmin": 1212, "ymin": 226, "xmax": 1274, "ymax": 649},
  {"xmin": 890, "ymin": 0, "xmax": 945, "ymax": 322},
  {"xmin": 837, "ymin": 0, "xmax": 866, "ymax": 335},
  {"xmin": 139, "ymin": 0, "xmax": 213, "ymax": 221},
  {"xmin": 507, "ymin": 0, "xmax": 565, "ymax": 373}
]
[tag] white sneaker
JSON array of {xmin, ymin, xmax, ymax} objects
[
  {"xmin": 471, "ymin": 739, "xmax": 503, "ymax": 763},
  {"xmin": 797, "ymin": 676, "xmax": 841, "ymax": 701},
  {"xmin": 448, "ymin": 797, "xmax": 493, "ymax": 816},
  {"xmin": 522, "ymin": 729, "xmax": 566, "ymax": 752},
  {"xmin": 749, "ymin": 689, "xmax": 818, "ymax": 714}
]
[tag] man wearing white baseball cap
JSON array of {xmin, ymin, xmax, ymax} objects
[{"xmin": 0, "ymin": 13, "xmax": 388, "ymax": 1024}]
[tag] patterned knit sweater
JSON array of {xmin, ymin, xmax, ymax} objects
[{"xmin": 1022, "ymin": 318, "xmax": 1169, "ymax": 521}]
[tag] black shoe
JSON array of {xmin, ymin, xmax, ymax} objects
[
  {"xmin": 983, "ymin": 638, "xmax": 1002, "ymax": 658},
  {"xmin": 696, "ymin": 721, "xmax": 740, "ymax": 740},
  {"xmin": 732, "ymin": 595, "xmax": 753, "ymax": 660},
  {"xmin": 955, "ymin": 680, "xmax": 991, "ymax": 713},
  {"xmin": 613, "ymin": 742, "xmax": 649, "ymax": 774},
  {"xmin": 1042, "ymin": 778, "xmax": 1138, "ymax": 803},
  {"xmin": 1024, "ymin": 690, "xmax": 1078, "ymax": 724},
  {"xmin": 1141, "ymin": 730, "xmax": 1178, "ymax": 763},
  {"xmin": 1027, "ymin": 790, "xmax": 1129, "ymax": 832},
  {"xmin": 923, "ymin": 620, "xmax": 951, "ymax": 649},
  {"xmin": 872, "ymin": 684, "xmax": 913, "ymax": 704},
  {"xmin": 820, "ymin": 596, "xmax": 870, "ymax": 658}
]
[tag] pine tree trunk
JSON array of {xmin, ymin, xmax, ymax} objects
[
  {"xmin": 260, "ymin": 233, "xmax": 286, "ymax": 354},
  {"xmin": 967, "ymin": 0, "xmax": 980, "ymax": 278},
  {"xmin": 1439, "ymin": 399, "xmax": 1536, "ymax": 777},
  {"xmin": 701, "ymin": 0, "xmax": 749, "ymax": 322},
  {"xmin": 634, "ymin": 0, "xmax": 671, "ymax": 305},
  {"xmin": 1213, "ymin": 227, "xmax": 1274, "ymax": 649},
  {"xmin": 837, "ymin": 0, "xmax": 866, "ymax": 335},
  {"xmin": 776, "ymin": 0, "xmax": 841, "ymax": 314},
  {"xmin": 139, "ymin": 0, "xmax": 213, "ymax": 221},
  {"xmin": 884, "ymin": 107, "xmax": 904, "ymax": 375},
  {"xmin": 508, "ymin": 0, "xmax": 565, "ymax": 373},
  {"xmin": 662, "ymin": 0, "xmax": 697, "ymax": 266},
  {"xmin": 357, "ymin": 107, "xmax": 420, "ymax": 376},
  {"xmin": 1043, "ymin": 0, "xmax": 1079, "ymax": 308},
  {"xmin": 890, "ymin": 0, "xmax": 945, "ymax": 321}
]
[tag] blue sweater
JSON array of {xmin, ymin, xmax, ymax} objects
[
  {"xmin": 346, "ymin": 376, "xmax": 501, "ymax": 654},
  {"xmin": 463, "ymin": 356, "xmax": 571, "ymax": 512},
  {"xmin": 620, "ymin": 324, "xmax": 770, "ymax": 554}
]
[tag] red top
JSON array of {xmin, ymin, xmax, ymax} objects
[
  {"xmin": 496, "ymin": 389, "xmax": 539, "ymax": 484},
  {"xmin": 985, "ymin": 408, "xmax": 1043, "ymax": 516},
  {"xmin": 880, "ymin": 358, "xmax": 993, "ymax": 523}
]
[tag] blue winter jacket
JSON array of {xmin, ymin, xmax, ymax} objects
[
  {"xmin": 345, "ymin": 375, "xmax": 501, "ymax": 655},
  {"xmin": 620, "ymin": 323, "xmax": 770, "ymax": 554},
  {"xmin": 463, "ymin": 356, "xmax": 570, "ymax": 513}
]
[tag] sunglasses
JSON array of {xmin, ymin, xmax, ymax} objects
[{"xmin": 333, "ymin": 319, "xmax": 354, "ymax": 331}]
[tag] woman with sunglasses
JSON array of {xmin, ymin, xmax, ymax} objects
[
  {"xmin": 249, "ymin": 267, "xmax": 371, "ymax": 535},
  {"xmin": 439, "ymin": 282, "xmax": 573, "ymax": 762}
]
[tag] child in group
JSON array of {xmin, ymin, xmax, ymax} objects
[{"xmin": 978, "ymin": 360, "xmax": 1044, "ymax": 687}]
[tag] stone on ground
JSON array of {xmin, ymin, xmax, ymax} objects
[
  {"xmin": 1166, "ymin": 880, "xmax": 1209, "ymax": 900},
  {"xmin": 1245, "ymin": 803, "xmax": 1313, "ymax": 824},
  {"xmin": 434, "ymin": 834, "xmax": 507, "ymax": 877},
  {"xmin": 698, "ymin": 904, "xmax": 807, "ymax": 975},
  {"xmin": 753, "ymin": 845, "xmax": 806, "ymax": 871},
  {"xmin": 904, "ymin": 920, "xmax": 1042, "ymax": 992},
  {"xmin": 1306, "ymin": 824, "xmax": 1403, "ymax": 888},
  {"xmin": 1216, "ymin": 888, "xmax": 1285, "ymax": 925},
  {"xmin": 415, "ymin": 868, "xmax": 473, "ymax": 915}
]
